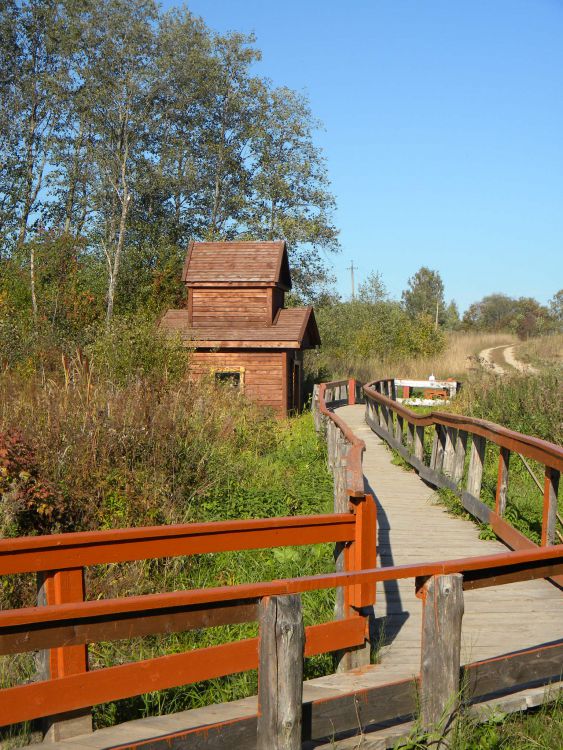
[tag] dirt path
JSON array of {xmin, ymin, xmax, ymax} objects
[{"xmin": 479, "ymin": 344, "xmax": 538, "ymax": 375}]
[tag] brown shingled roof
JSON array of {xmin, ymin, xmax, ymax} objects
[
  {"xmin": 182, "ymin": 241, "xmax": 291, "ymax": 289},
  {"xmin": 159, "ymin": 306, "xmax": 320, "ymax": 350}
]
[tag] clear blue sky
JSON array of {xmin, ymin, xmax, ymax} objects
[{"xmin": 164, "ymin": 0, "xmax": 563, "ymax": 311}]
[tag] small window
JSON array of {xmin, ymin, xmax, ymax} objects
[{"xmin": 213, "ymin": 367, "xmax": 245, "ymax": 389}]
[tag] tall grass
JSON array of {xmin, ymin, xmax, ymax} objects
[
  {"xmin": 0, "ymin": 363, "xmax": 337, "ymax": 730},
  {"xmin": 518, "ymin": 332, "xmax": 563, "ymax": 370}
]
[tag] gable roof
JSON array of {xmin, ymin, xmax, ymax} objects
[
  {"xmin": 182, "ymin": 241, "xmax": 291, "ymax": 289},
  {"xmin": 159, "ymin": 306, "xmax": 320, "ymax": 350}
]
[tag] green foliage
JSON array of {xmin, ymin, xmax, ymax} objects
[
  {"xmin": 401, "ymin": 266, "xmax": 445, "ymax": 323},
  {"xmin": 85, "ymin": 314, "xmax": 188, "ymax": 386},
  {"xmin": 0, "ymin": 369, "xmax": 337, "ymax": 725},
  {"xmin": 313, "ymin": 299, "xmax": 446, "ymax": 378},
  {"xmin": 462, "ymin": 293, "xmax": 559, "ymax": 339}
]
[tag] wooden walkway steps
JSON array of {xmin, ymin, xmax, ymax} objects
[{"xmin": 25, "ymin": 403, "xmax": 563, "ymax": 750}]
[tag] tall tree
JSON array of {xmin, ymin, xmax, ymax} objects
[
  {"xmin": 78, "ymin": 0, "xmax": 158, "ymax": 324},
  {"xmin": 402, "ymin": 266, "xmax": 446, "ymax": 326},
  {"xmin": 246, "ymin": 85, "xmax": 339, "ymax": 300}
]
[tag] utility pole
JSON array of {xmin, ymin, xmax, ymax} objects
[
  {"xmin": 347, "ymin": 261, "xmax": 356, "ymax": 300},
  {"xmin": 435, "ymin": 297, "xmax": 439, "ymax": 330}
]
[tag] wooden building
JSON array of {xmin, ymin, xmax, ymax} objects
[{"xmin": 160, "ymin": 241, "xmax": 321, "ymax": 416}]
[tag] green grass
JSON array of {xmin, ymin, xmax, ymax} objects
[{"xmin": 396, "ymin": 693, "xmax": 563, "ymax": 749}]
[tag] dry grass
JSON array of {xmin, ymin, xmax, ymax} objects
[
  {"xmin": 518, "ymin": 333, "xmax": 563, "ymax": 370},
  {"xmin": 310, "ymin": 331, "xmax": 518, "ymax": 383}
]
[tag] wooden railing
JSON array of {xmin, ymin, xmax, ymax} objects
[
  {"xmin": 0, "ymin": 510, "xmax": 375, "ymax": 736},
  {"xmin": 0, "ymin": 379, "xmax": 560, "ymax": 747},
  {"xmin": 363, "ymin": 378, "xmax": 562, "ymax": 584},
  {"xmin": 311, "ymin": 379, "xmax": 376, "ymax": 670},
  {"xmin": 1, "ymin": 531, "xmax": 562, "ymax": 746}
]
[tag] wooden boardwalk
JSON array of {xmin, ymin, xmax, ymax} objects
[
  {"xmin": 34, "ymin": 402, "xmax": 563, "ymax": 750},
  {"xmin": 329, "ymin": 404, "xmax": 563, "ymax": 687}
]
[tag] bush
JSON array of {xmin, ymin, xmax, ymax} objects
[{"xmin": 85, "ymin": 314, "xmax": 188, "ymax": 386}]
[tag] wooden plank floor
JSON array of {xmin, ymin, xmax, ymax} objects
[
  {"xmin": 326, "ymin": 404, "xmax": 563, "ymax": 689},
  {"xmin": 34, "ymin": 403, "xmax": 563, "ymax": 749}
]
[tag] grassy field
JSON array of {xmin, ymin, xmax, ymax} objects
[
  {"xmin": 307, "ymin": 331, "xmax": 518, "ymax": 384},
  {"xmin": 518, "ymin": 332, "xmax": 563, "ymax": 370}
]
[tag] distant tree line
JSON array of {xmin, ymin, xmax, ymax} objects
[
  {"xmin": 0, "ymin": 0, "xmax": 338, "ymax": 345},
  {"xmin": 313, "ymin": 265, "xmax": 561, "ymax": 372}
]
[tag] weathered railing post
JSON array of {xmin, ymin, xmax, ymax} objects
[
  {"xmin": 542, "ymin": 467, "xmax": 560, "ymax": 546},
  {"xmin": 466, "ymin": 435, "xmax": 486, "ymax": 499},
  {"xmin": 495, "ymin": 447, "xmax": 510, "ymax": 516},
  {"xmin": 452, "ymin": 430, "xmax": 468, "ymax": 485},
  {"xmin": 442, "ymin": 428, "xmax": 457, "ymax": 477},
  {"xmin": 37, "ymin": 568, "xmax": 92, "ymax": 741},
  {"xmin": 414, "ymin": 425, "xmax": 425, "ymax": 462},
  {"xmin": 419, "ymin": 574, "xmax": 464, "ymax": 744},
  {"xmin": 257, "ymin": 595, "xmax": 304, "ymax": 750}
]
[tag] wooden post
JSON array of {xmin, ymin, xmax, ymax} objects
[
  {"xmin": 414, "ymin": 425, "xmax": 425, "ymax": 462},
  {"xmin": 257, "ymin": 595, "xmax": 304, "ymax": 750},
  {"xmin": 386, "ymin": 402, "xmax": 394, "ymax": 435},
  {"xmin": 403, "ymin": 385, "xmax": 410, "ymax": 400},
  {"xmin": 452, "ymin": 430, "xmax": 468, "ymax": 485},
  {"xmin": 420, "ymin": 574, "xmax": 464, "ymax": 742},
  {"xmin": 348, "ymin": 378, "xmax": 356, "ymax": 405},
  {"xmin": 442, "ymin": 428, "xmax": 457, "ymax": 477},
  {"xmin": 38, "ymin": 569, "xmax": 92, "ymax": 741},
  {"xmin": 466, "ymin": 435, "xmax": 486, "ymax": 499},
  {"xmin": 406, "ymin": 422, "xmax": 414, "ymax": 452},
  {"xmin": 431, "ymin": 426, "xmax": 445, "ymax": 473},
  {"xmin": 495, "ymin": 447, "xmax": 510, "ymax": 516},
  {"xmin": 346, "ymin": 493, "xmax": 377, "ymax": 669},
  {"xmin": 542, "ymin": 467, "xmax": 560, "ymax": 546},
  {"xmin": 395, "ymin": 414, "xmax": 404, "ymax": 444}
]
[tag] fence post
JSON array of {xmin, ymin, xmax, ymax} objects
[
  {"xmin": 467, "ymin": 435, "xmax": 486, "ymax": 499},
  {"xmin": 430, "ymin": 426, "xmax": 445, "ymax": 473},
  {"xmin": 442, "ymin": 428, "xmax": 457, "ymax": 477},
  {"xmin": 420, "ymin": 574, "xmax": 464, "ymax": 742},
  {"xmin": 347, "ymin": 493, "xmax": 377, "ymax": 669},
  {"xmin": 495, "ymin": 447, "xmax": 510, "ymax": 516},
  {"xmin": 257, "ymin": 595, "xmax": 304, "ymax": 750},
  {"xmin": 348, "ymin": 378, "xmax": 356, "ymax": 406},
  {"xmin": 542, "ymin": 467, "xmax": 560, "ymax": 546},
  {"xmin": 414, "ymin": 425, "xmax": 425, "ymax": 462},
  {"xmin": 37, "ymin": 568, "xmax": 92, "ymax": 741},
  {"xmin": 452, "ymin": 430, "xmax": 468, "ymax": 485},
  {"xmin": 395, "ymin": 415, "xmax": 404, "ymax": 444}
]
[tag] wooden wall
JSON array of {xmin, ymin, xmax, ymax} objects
[
  {"xmin": 191, "ymin": 289, "xmax": 269, "ymax": 327},
  {"xmin": 190, "ymin": 351, "xmax": 287, "ymax": 415}
]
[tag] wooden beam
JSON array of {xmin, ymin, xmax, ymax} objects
[
  {"xmin": 420, "ymin": 574, "xmax": 464, "ymax": 741},
  {"xmin": 452, "ymin": 430, "xmax": 468, "ymax": 485},
  {"xmin": 542, "ymin": 468, "xmax": 560, "ymax": 546},
  {"xmin": 495, "ymin": 447, "xmax": 510, "ymax": 516},
  {"xmin": 467, "ymin": 435, "xmax": 486, "ymax": 500},
  {"xmin": 257, "ymin": 596, "xmax": 304, "ymax": 750}
]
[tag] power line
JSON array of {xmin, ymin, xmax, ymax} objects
[{"xmin": 347, "ymin": 261, "xmax": 357, "ymax": 300}]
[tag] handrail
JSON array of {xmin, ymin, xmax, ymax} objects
[
  {"xmin": 0, "ymin": 513, "xmax": 356, "ymax": 574},
  {"xmin": 3, "ymin": 545, "xmax": 562, "ymax": 631},
  {"xmin": 316, "ymin": 379, "xmax": 365, "ymax": 495},
  {"xmin": 1, "ymin": 544, "xmax": 561, "ymax": 727},
  {"xmin": 364, "ymin": 381, "xmax": 563, "ymax": 470},
  {"xmin": 362, "ymin": 378, "xmax": 562, "ymax": 560}
]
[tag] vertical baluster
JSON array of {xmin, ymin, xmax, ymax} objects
[
  {"xmin": 467, "ymin": 435, "xmax": 486, "ymax": 499},
  {"xmin": 495, "ymin": 447, "xmax": 510, "ymax": 516},
  {"xmin": 442, "ymin": 427, "xmax": 457, "ymax": 477},
  {"xmin": 452, "ymin": 430, "xmax": 468, "ymax": 485},
  {"xmin": 542, "ymin": 467, "xmax": 560, "ymax": 546}
]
